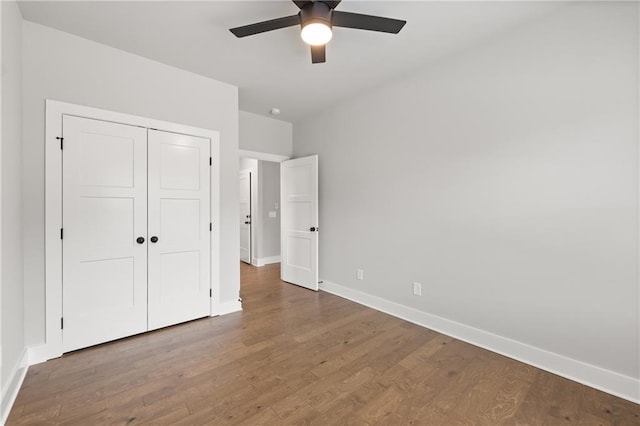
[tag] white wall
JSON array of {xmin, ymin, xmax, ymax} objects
[
  {"xmin": 239, "ymin": 110, "xmax": 292, "ymax": 157},
  {"xmin": 22, "ymin": 21, "xmax": 240, "ymax": 347},
  {"xmin": 294, "ymin": 1, "xmax": 639, "ymax": 396},
  {"xmin": 238, "ymin": 109, "xmax": 289, "ymax": 265},
  {"xmin": 239, "ymin": 158, "xmax": 258, "ymax": 173},
  {"xmin": 1, "ymin": 0, "xmax": 26, "ymax": 418},
  {"xmin": 258, "ymin": 161, "xmax": 280, "ymax": 259},
  {"xmin": 0, "ymin": 0, "xmax": 3, "ymax": 415},
  {"xmin": 237, "ymin": 158, "xmax": 281, "ymax": 265}
]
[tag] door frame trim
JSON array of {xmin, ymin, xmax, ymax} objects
[
  {"xmin": 43, "ymin": 99, "xmax": 221, "ymax": 360},
  {"xmin": 238, "ymin": 149, "xmax": 289, "ymax": 163}
]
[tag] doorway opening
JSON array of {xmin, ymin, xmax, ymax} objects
[
  {"xmin": 238, "ymin": 152, "xmax": 319, "ymax": 294},
  {"xmin": 238, "ymin": 157, "xmax": 282, "ymax": 267}
]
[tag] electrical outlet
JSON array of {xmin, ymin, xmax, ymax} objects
[
  {"xmin": 356, "ymin": 269, "xmax": 364, "ymax": 280},
  {"xmin": 413, "ymin": 282, "xmax": 422, "ymax": 296}
]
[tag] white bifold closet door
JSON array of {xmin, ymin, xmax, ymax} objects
[
  {"xmin": 62, "ymin": 116, "xmax": 149, "ymax": 352},
  {"xmin": 62, "ymin": 116, "xmax": 210, "ymax": 352},
  {"xmin": 147, "ymin": 129, "xmax": 211, "ymax": 330}
]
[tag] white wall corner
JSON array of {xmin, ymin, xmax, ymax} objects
[
  {"xmin": 212, "ymin": 300, "xmax": 243, "ymax": 316},
  {"xmin": 1, "ymin": 348, "xmax": 28, "ymax": 424},
  {"xmin": 255, "ymin": 256, "xmax": 281, "ymax": 267},
  {"xmin": 319, "ymin": 279, "xmax": 640, "ymax": 404},
  {"xmin": 27, "ymin": 344, "xmax": 51, "ymax": 366}
]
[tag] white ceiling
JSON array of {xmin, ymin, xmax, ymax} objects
[{"xmin": 18, "ymin": 1, "xmax": 562, "ymax": 122}]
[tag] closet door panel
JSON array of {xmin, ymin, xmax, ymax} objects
[
  {"xmin": 147, "ymin": 130, "xmax": 211, "ymax": 330},
  {"xmin": 62, "ymin": 116, "xmax": 148, "ymax": 352}
]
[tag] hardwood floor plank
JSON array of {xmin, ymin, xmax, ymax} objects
[
  {"xmin": 547, "ymin": 375, "xmax": 586, "ymax": 423},
  {"xmin": 7, "ymin": 262, "xmax": 640, "ymax": 425},
  {"xmin": 509, "ymin": 370, "xmax": 560, "ymax": 425},
  {"xmin": 574, "ymin": 386, "xmax": 614, "ymax": 425},
  {"xmin": 418, "ymin": 358, "xmax": 492, "ymax": 423},
  {"xmin": 442, "ymin": 363, "xmax": 509, "ymax": 424},
  {"xmin": 308, "ymin": 380, "xmax": 390, "ymax": 425},
  {"xmin": 611, "ymin": 397, "xmax": 640, "ymax": 425}
]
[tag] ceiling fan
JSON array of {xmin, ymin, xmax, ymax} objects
[{"xmin": 229, "ymin": 0, "xmax": 406, "ymax": 64}]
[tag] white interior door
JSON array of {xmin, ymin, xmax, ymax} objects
[
  {"xmin": 281, "ymin": 155, "xmax": 318, "ymax": 291},
  {"xmin": 62, "ymin": 115, "xmax": 148, "ymax": 352},
  {"xmin": 147, "ymin": 130, "xmax": 211, "ymax": 330},
  {"xmin": 239, "ymin": 171, "xmax": 252, "ymax": 264}
]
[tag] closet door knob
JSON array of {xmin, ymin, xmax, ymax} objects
[
  {"xmin": 150, "ymin": 236, "xmax": 159, "ymax": 243},
  {"xmin": 136, "ymin": 237, "xmax": 145, "ymax": 244}
]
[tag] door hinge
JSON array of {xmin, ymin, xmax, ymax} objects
[
  {"xmin": 60, "ymin": 228, "xmax": 64, "ymax": 240},
  {"xmin": 56, "ymin": 136, "xmax": 64, "ymax": 149},
  {"xmin": 210, "ymin": 223, "xmax": 212, "ymax": 232},
  {"xmin": 61, "ymin": 317, "xmax": 64, "ymax": 330},
  {"xmin": 209, "ymin": 157, "xmax": 212, "ymax": 166},
  {"xmin": 209, "ymin": 289, "xmax": 212, "ymax": 298}
]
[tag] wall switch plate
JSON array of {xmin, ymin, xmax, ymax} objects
[
  {"xmin": 413, "ymin": 282, "xmax": 422, "ymax": 296},
  {"xmin": 356, "ymin": 269, "xmax": 364, "ymax": 280}
]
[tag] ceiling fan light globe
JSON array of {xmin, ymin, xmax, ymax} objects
[{"xmin": 301, "ymin": 22, "xmax": 333, "ymax": 46}]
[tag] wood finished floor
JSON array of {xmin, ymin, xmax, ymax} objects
[{"xmin": 8, "ymin": 263, "xmax": 640, "ymax": 425}]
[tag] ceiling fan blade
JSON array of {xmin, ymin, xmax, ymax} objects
[
  {"xmin": 311, "ymin": 45, "xmax": 326, "ymax": 64},
  {"xmin": 293, "ymin": 1, "xmax": 311, "ymax": 8},
  {"xmin": 323, "ymin": 1, "xmax": 342, "ymax": 9},
  {"xmin": 230, "ymin": 14, "xmax": 300, "ymax": 38},
  {"xmin": 332, "ymin": 11, "xmax": 406, "ymax": 34}
]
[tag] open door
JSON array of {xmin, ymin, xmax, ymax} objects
[{"xmin": 281, "ymin": 155, "xmax": 318, "ymax": 291}]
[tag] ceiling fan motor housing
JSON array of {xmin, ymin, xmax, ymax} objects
[
  {"xmin": 229, "ymin": 0, "xmax": 406, "ymax": 64},
  {"xmin": 300, "ymin": 1, "xmax": 333, "ymax": 29}
]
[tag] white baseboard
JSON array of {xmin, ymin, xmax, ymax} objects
[
  {"xmin": 212, "ymin": 300, "xmax": 243, "ymax": 316},
  {"xmin": 27, "ymin": 344, "xmax": 52, "ymax": 366},
  {"xmin": 1, "ymin": 348, "xmax": 29, "ymax": 424},
  {"xmin": 254, "ymin": 256, "xmax": 281, "ymax": 267},
  {"xmin": 319, "ymin": 279, "xmax": 640, "ymax": 404}
]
